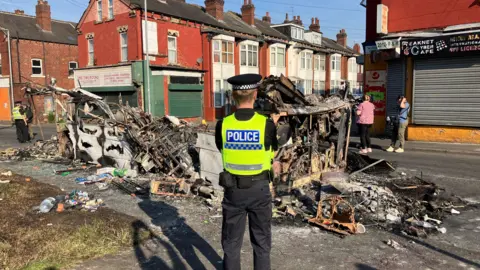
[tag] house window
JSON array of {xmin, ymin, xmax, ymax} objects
[
  {"xmin": 214, "ymin": 41, "xmax": 233, "ymax": 64},
  {"xmin": 240, "ymin": 44, "xmax": 258, "ymax": 67},
  {"xmin": 300, "ymin": 52, "xmax": 306, "ymax": 69},
  {"xmin": 320, "ymin": 55, "xmax": 326, "ymax": 71},
  {"xmin": 31, "ymin": 59, "xmax": 42, "ymax": 76},
  {"xmin": 120, "ymin": 32, "xmax": 128, "ymax": 62},
  {"xmin": 305, "ymin": 80, "xmax": 312, "ymax": 95},
  {"xmin": 314, "ymin": 55, "xmax": 320, "ymax": 70},
  {"xmin": 331, "ymin": 80, "xmax": 340, "ymax": 94},
  {"xmin": 331, "ymin": 55, "xmax": 341, "ymax": 71},
  {"xmin": 168, "ymin": 36, "xmax": 177, "ymax": 64},
  {"xmin": 88, "ymin": 39, "xmax": 94, "ymax": 66},
  {"xmin": 97, "ymin": 0, "xmax": 102, "ymax": 21},
  {"xmin": 214, "ymin": 80, "xmax": 222, "ymax": 107},
  {"xmin": 277, "ymin": 47, "xmax": 285, "ymax": 67},
  {"xmin": 297, "ymin": 80, "xmax": 305, "ymax": 94},
  {"xmin": 349, "ymin": 58, "xmax": 357, "ymax": 73},
  {"xmin": 108, "ymin": 0, "xmax": 114, "ymax": 19},
  {"xmin": 270, "ymin": 47, "xmax": 285, "ymax": 67},
  {"xmin": 68, "ymin": 61, "xmax": 78, "ymax": 77},
  {"xmin": 270, "ymin": 47, "xmax": 276, "ymax": 66},
  {"xmin": 223, "ymin": 41, "xmax": 234, "ymax": 64},
  {"xmin": 213, "ymin": 41, "xmax": 220, "ymax": 63},
  {"xmin": 306, "ymin": 53, "xmax": 312, "ymax": 70},
  {"xmin": 314, "ymin": 81, "xmax": 325, "ymax": 95}
]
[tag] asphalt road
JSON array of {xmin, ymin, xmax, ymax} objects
[
  {"xmin": 0, "ymin": 125, "xmax": 57, "ymax": 149},
  {"xmin": 367, "ymin": 149, "xmax": 480, "ymax": 203}
]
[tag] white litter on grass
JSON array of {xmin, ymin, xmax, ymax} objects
[
  {"xmin": 0, "ymin": 180, "xmax": 11, "ymax": 184},
  {"xmin": 437, "ymin": 227, "xmax": 447, "ymax": 234},
  {"xmin": 0, "ymin": 171, "xmax": 12, "ymax": 176}
]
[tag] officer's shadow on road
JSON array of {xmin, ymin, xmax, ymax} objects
[{"xmin": 133, "ymin": 198, "xmax": 223, "ymax": 270}]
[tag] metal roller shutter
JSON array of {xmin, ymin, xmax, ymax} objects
[
  {"xmin": 386, "ymin": 60, "xmax": 405, "ymax": 118},
  {"xmin": 413, "ymin": 57, "xmax": 480, "ymax": 127},
  {"xmin": 169, "ymin": 90, "xmax": 202, "ymax": 118}
]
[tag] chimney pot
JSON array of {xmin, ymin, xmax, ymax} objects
[
  {"xmin": 309, "ymin": 17, "xmax": 320, "ymax": 32},
  {"xmin": 336, "ymin": 29, "xmax": 348, "ymax": 47},
  {"xmin": 14, "ymin": 9, "xmax": 24, "ymax": 15}
]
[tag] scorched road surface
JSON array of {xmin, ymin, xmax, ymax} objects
[{"xmin": 367, "ymin": 150, "xmax": 480, "ymax": 203}]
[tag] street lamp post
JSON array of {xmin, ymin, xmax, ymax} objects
[{"xmin": 144, "ymin": 0, "xmax": 151, "ymax": 114}]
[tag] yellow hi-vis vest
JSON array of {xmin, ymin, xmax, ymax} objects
[
  {"xmin": 12, "ymin": 106, "xmax": 24, "ymax": 120},
  {"xmin": 221, "ymin": 112, "xmax": 273, "ymax": 176}
]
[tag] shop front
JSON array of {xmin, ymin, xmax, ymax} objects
[
  {"xmin": 74, "ymin": 64, "xmax": 140, "ymax": 107},
  {"xmin": 401, "ymin": 31, "xmax": 480, "ymax": 143}
]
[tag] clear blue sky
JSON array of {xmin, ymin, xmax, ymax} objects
[{"xmin": 1, "ymin": 0, "xmax": 366, "ymax": 48}]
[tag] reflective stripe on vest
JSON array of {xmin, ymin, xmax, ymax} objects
[
  {"xmin": 221, "ymin": 112, "xmax": 272, "ymax": 176},
  {"xmin": 12, "ymin": 106, "xmax": 23, "ymax": 120}
]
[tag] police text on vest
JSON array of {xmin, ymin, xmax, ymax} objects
[{"xmin": 226, "ymin": 130, "xmax": 260, "ymax": 143}]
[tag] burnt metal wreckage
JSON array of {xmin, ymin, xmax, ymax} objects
[{"xmin": 7, "ymin": 77, "xmax": 469, "ymax": 238}]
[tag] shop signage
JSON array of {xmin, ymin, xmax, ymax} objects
[
  {"xmin": 376, "ymin": 4, "xmax": 388, "ymax": 35},
  {"xmin": 401, "ymin": 31, "xmax": 480, "ymax": 57},
  {"xmin": 365, "ymin": 70, "xmax": 386, "ymax": 116},
  {"xmin": 75, "ymin": 66, "xmax": 132, "ymax": 88},
  {"xmin": 375, "ymin": 39, "xmax": 400, "ymax": 50}
]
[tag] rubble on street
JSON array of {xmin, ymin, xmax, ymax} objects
[{"xmin": 0, "ymin": 77, "xmax": 473, "ymax": 238}]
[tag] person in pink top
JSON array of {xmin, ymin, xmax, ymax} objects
[{"xmin": 356, "ymin": 94, "xmax": 375, "ymax": 154}]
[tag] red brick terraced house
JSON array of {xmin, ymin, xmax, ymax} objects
[
  {"xmin": 76, "ymin": 0, "xmax": 362, "ymax": 121},
  {"xmin": 0, "ymin": 0, "xmax": 78, "ymax": 121}
]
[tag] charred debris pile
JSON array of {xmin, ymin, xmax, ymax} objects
[{"xmin": 0, "ymin": 78, "xmax": 471, "ymax": 237}]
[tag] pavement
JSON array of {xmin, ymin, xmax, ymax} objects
[
  {"xmin": 350, "ymin": 136, "xmax": 480, "ymax": 156},
  {"xmin": 0, "ymin": 124, "xmax": 56, "ymax": 149}
]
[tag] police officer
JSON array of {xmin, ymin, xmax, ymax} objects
[
  {"xmin": 12, "ymin": 101, "xmax": 28, "ymax": 143},
  {"xmin": 215, "ymin": 74, "xmax": 280, "ymax": 270}
]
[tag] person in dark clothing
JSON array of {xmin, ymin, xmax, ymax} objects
[
  {"xmin": 24, "ymin": 104, "xmax": 34, "ymax": 141},
  {"xmin": 215, "ymin": 74, "xmax": 280, "ymax": 270},
  {"xmin": 12, "ymin": 101, "xmax": 29, "ymax": 143}
]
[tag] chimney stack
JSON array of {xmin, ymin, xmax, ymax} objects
[
  {"xmin": 36, "ymin": 0, "xmax": 51, "ymax": 32},
  {"xmin": 205, "ymin": 0, "xmax": 225, "ymax": 21},
  {"xmin": 284, "ymin": 13, "xmax": 289, "ymax": 23},
  {"xmin": 14, "ymin": 9, "xmax": 25, "ymax": 15},
  {"xmin": 353, "ymin": 43, "xmax": 361, "ymax": 53},
  {"xmin": 241, "ymin": 0, "xmax": 255, "ymax": 26},
  {"xmin": 309, "ymin": 17, "xmax": 320, "ymax": 32},
  {"xmin": 336, "ymin": 29, "xmax": 347, "ymax": 47},
  {"xmin": 262, "ymin": 11, "xmax": 271, "ymax": 24},
  {"xmin": 294, "ymin": 15, "xmax": 303, "ymax": 26}
]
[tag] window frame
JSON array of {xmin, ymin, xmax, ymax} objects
[
  {"xmin": 277, "ymin": 47, "xmax": 285, "ymax": 67},
  {"xmin": 31, "ymin": 58, "xmax": 43, "ymax": 76},
  {"xmin": 300, "ymin": 52, "xmax": 306, "ymax": 69},
  {"xmin": 88, "ymin": 38, "xmax": 94, "ymax": 66},
  {"xmin": 167, "ymin": 35, "xmax": 177, "ymax": 64},
  {"xmin": 270, "ymin": 47, "xmax": 276, "ymax": 66},
  {"xmin": 331, "ymin": 55, "xmax": 341, "ymax": 72},
  {"xmin": 97, "ymin": 0, "xmax": 103, "ymax": 21},
  {"xmin": 214, "ymin": 40, "xmax": 234, "ymax": 64},
  {"xmin": 120, "ymin": 32, "xmax": 128, "ymax": 62},
  {"xmin": 240, "ymin": 43, "xmax": 258, "ymax": 67},
  {"xmin": 107, "ymin": 0, "xmax": 114, "ymax": 19},
  {"xmin": 320, "ymin": 54, "xmax": 326, "ymax": 71},
  {"xmin": 306, "ymin": 52, "xmax": 312, "ymax": 70},
  {"xmin": 68, "ymin": 61, "xmax": 78, "ymax": 78},
  {"xmin": 314, "ymin": 55, "xmax": 320, "ymax": 70}
]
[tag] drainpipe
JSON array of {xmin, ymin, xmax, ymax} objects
[
  {"xmin": 143, "ymin": 0, "xmax": 151, "ymax": 114},
  {"xmin": 0, "ymin": 27, "xmax": 14, "ymax": 120}
]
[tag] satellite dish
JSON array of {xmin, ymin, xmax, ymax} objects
[{"xmin": 196, "ymin": 57, "xmax": 203, "ymax": 64}]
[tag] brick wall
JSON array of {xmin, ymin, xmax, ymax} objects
[{"xmin": 3, "ymin": 38, "xmax": 78, "ymax": 120}]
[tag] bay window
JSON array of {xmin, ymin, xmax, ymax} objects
[
  {"xmin": 240, "ymin": 44, "xmax": 258, "ymax": 67},
  {"xmin": 331, "ymin": 55, "xmax": 341, "ymax": 71},
  {"xmin": 213, "ymin": 40, "xmax": 234, "ymax": 64}
]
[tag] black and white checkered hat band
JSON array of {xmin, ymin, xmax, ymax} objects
[{"xmin": 232, "ymin": 83, "xmax": 260, "ymax": 90}]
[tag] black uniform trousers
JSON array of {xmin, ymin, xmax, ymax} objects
[
  {"xmin": 15, "ymin": 119, "xmax": 29, "ymax": 143},
  {"xmin": 222, "ymin": 178, "xmax": 272, "ymax": 270}
]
